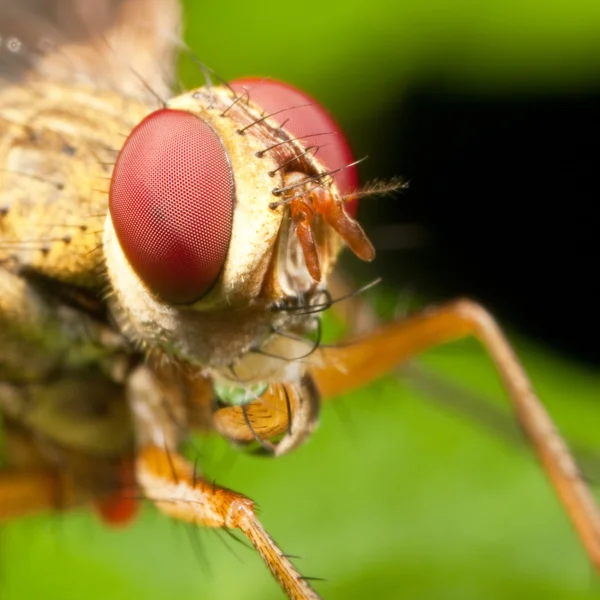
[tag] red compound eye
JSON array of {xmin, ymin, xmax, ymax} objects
[
  {"xmin": 109, "ymin": 109, "xmax": 234, "ymax": 304},
  {"xmin": 230, "ymin": 78, "xmax": 358, "ymax": 216}
]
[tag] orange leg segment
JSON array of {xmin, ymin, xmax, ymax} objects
[
  {"xmin": 136, "ymin": 444, "xmax": 321, "ymax": 600},
  {"xmin": 0, "ymin": 461, "xmax": 137, "ymax": 527},
  {"xmin": 0, "ymin": 422, "xmax": 138, "ymax": 526},
  {"xmin": 0, "ymin": 469, "xmax": 69, "ymax": 522},
  {"xmin": 311, "ymin": 298, "xmax": 600, "ymax": 571}
]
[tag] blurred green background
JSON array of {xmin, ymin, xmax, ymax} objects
[{"xmin": 3, "ymin": 1, "xmax": 600, "ymax": 599}]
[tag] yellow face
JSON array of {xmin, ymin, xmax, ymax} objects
[{"xmin": 103, "ymin": 85, "xmax": 346, "ymax": 381}]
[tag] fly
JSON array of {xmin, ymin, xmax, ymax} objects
[{"xmin": 0, "ymin": 2, "xmax": 599, "ymax": 599}]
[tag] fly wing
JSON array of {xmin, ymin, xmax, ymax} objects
[
  {"xmin": 0, "ymin": 0, "xmax": 181, "ymax": 100},
  {"xmin": 0, "ymin": 1, "xmax": 183, "ymax": 341}
]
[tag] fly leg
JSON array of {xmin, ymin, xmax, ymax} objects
[
  {"xmin": 136, "ymin": 444, "xmax": 320, "ymax": 600},
  {"xmin": 0, "ymin": 421, "xmax": 69, "ymax": 521},
  {"xmin": 310, "ymin": 298, "xmax": 600, "ymax": 571},
  {"xmin": 0, "ymin": 370, "xmax": 138, "ymax": 525},
  {"xmin": 0, "ymin": 468, "xmax": 76, "ymax": 522},
  {"xmin": 0, "ymin": 421, "xmax": 131, "ymax": 524},
  {"xmin": 127, "ymin": 365, "xmax": 321, "ymax": 600}
]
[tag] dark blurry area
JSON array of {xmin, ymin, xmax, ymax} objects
[{"xmin": 354, "ymin": 88, "xmax": 600, "ymax": 366}]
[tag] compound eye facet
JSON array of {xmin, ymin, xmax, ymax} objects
[
  {"xmin": 230, "ymin": 78, "xmax": 359, "ymax": 216},
  {"xmin": 109, "ymin": 109, "xmax": 234, "ymax": 304}
]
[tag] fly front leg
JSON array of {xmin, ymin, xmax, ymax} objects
[
  {"xmin": 127, "ymin": 365, "xmax": 321, "ymax": 600},
  {"xmin": 310, "ymin": 298, "xmax": 600, "ymax": 571},
  {"xmin": 136, "ymin": 444, "xmax": 320, "ymax": 600}
]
